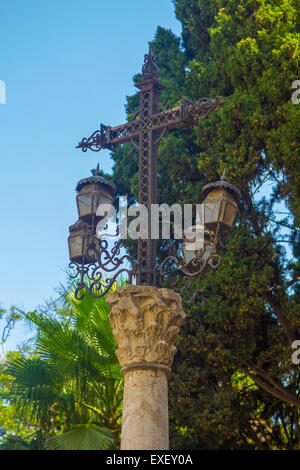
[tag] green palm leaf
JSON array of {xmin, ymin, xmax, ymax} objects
[
  {"xmin": 5, "ymin": 357, "xmax": 75, "ymax": 423},
  {"xmin": 24, "ymin": 311, "xmax": 120, "ymax": 381},
  {"xmin": 44, "ymin": 425, "xmax": 115, "ymax": 450},
  {"xmin": 5, "ymin": 279, "xmax": 123, "ymax": 449}
]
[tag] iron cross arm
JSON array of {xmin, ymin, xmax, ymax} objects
[{"xmin": 76, "ymin": 96, "xmax": 224, "ymax": 153}]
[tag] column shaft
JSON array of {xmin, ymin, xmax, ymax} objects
[
  {"xmin": 121, "ymin": 368, "xmax": 168, "ymax": 450},
  {"xmin": 106, "ymin": 285, "xmax": 186, "ymax": 450}
]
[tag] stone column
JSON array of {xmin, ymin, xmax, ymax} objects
[{"xmin": 106, "ymin": 285, "xmax": 186, "ymax": 450}]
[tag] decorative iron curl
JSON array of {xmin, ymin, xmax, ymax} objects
[
  {"xmin": 76, "ymin": 130, "xmax": 102, "ymax": 152},
  {"xmin": 157, "ymin": 242, "xmax": 222, "ymax": 306},
  {"xmin": 69, "ymin": 230, "xmax": 136, "ymax": 300},
  {"xmin": 72, "ymin": 265, "xmax": 135, "ymax": 301}
]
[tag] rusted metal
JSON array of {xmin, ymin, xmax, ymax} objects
[
  {"xmin": 77, "ymin": 48, "xmax": 224, "ymax": 288},
  {"xmin": 69, "ymin": 234, "xmax": 137, "ymax": 300}
]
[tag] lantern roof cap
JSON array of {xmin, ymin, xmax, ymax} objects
[
  {"xmin": 75, "ymin": 164, "xmax": 116, "ymax": 195},
  {"xmin": 202, "ymin": 170, "xmax": 241, "ymax": 203}
]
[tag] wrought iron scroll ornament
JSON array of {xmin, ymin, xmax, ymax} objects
[
  {"xmin": 77, "ymin": 130, "xmax": 102, "ymax": 152},
  {"xmin": 69, "ymin": 221, "xmax": 136, "ymax": 300},
  {"xmin": 72, "ymin": 48, "xmax": 238, "ymax": 304},
  {"xmin": 76, "ymin": 97, "xmax": 223, "ymax": 154},
  {"xmin": 156, "ymin": 229, "xmax": 224, "ymax": 306},
  {"xmin": 69, "ymin": 254, "xmax": 136, "ymax": 301}
]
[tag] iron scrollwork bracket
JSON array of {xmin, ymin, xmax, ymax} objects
[
  {"xmin": 156, "ymin": 231, "xmax": 224, "ymax": 306},
  {"xmin": 76, "ymin": 130, "xmax": 103, "ymax": 152},
  {"xmin": 69, "ymin": 225, "xmax": 137, "ymax": 300}
]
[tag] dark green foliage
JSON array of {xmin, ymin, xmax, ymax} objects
[
  {"xmin": 44, "ymin": 425, "xmax": 115, "ymax": 451},
  {"xmin": 0, "ymin": 436, "xmax": 36, "ymax": 450}
]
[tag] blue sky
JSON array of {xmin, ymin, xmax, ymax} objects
[{"xmin": 0, "ymin": 0, "xmax": 181, "ymax": 350}]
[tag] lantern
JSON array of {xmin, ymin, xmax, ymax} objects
[
  {"xmin": 68, "ymin": 220, "xmax": 100, "ymax": 265},
  {"xmin": 180, "ymin": 172, "xmax": 240, "ymax": 275},
  {"xmin": 75, "ymin": 167, "xmax": 116, "ymax": 225},
  {"xmin": 202, "ymin": 172, "xmax": 240, "ymax": 235}
]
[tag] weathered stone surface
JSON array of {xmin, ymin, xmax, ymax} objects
[
  {"xmin": 107, "ymin": 285, "xmax": 186, "ymax": 369},
  {"xmin": 106, "ymin": 285, "xmax": 186, "ymax": 450},
  {"xmin": 121, "ymin": 368, "xmax": 169, "ymax": 450}
]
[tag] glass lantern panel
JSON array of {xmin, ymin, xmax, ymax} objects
[
  {"xmin": 99, "ymin": 192, "xmax": 114, "ymax": 206},
  {"xmin": 69, "ymin": 234, "xmax": 84, "ymax": 259},
  {"xmin": 77, "ymin": 193, "xmax": 92, "ymax": 218},
  {"xmin": 222, "ymin": 200, "xmax": 238, "ymax": 228},
  {"xmin": 182, "ymin": 226, "xmax": 204, "ymax": 265},
  {"xmin": 97, "ymin": 187, "xmax": 114, "ymax": 209},
  {"xmin": 182, "ymin": 245, "xmax": 196, "ymax": 264},
  {"xmin": 93, "ymin": 190, "xmax": 114, "ymax": 220},
  {"xmin": 93, "ymin": 194, "xmax": 107, "ymax": 213},
  {"xmin": 204, "ymin": 200, "xmax": 221, "ymax": 225}
]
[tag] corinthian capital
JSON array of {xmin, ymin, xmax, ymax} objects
[{"xmin": 106, "ymin": 285, "xmax": 186, "ymax": 371}]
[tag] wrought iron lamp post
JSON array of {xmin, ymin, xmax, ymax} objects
[{"xmin": 69, "ymin": 49, "xmax": 240, "ymax": 302}]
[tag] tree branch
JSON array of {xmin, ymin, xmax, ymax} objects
[
  {"xmin": 263, "ymin": 291, "xmax": 296, "ymax": 344},
  {"xmin": 266, "ymin": 217, "xmax": 300, "ymax": 232},
  {"xmin": 267, "ymin": 277, "xmax": 300, "ymax": 292},
  {"xmin": 240, "ymin": 367, "xmax": 300, "ymax": 408}
]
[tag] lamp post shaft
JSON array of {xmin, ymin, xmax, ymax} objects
[{"xmin": 136, "ymin": 68, "xmax": 160, "ymax": 285}]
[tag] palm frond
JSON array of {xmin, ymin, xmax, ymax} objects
[
  {"xmin": 5, "ymin": 357, "xmax": 76, "ymax": 423},
  {"xmin": 5, "ymin": 357, "xmax": 57, "ymax": 388},
  {"xmin": 44, "ymin": 425, "xmax": 115, "ymax": 450},
  {"xmin": 23, "ymin": 312, "xmax": 118, "ymax": 381},
  {"xmin": 7, "ymin": 278, "xmax": 124, "ymax": 447}
]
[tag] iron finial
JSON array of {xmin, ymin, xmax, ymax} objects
[
  {"xmin": 91, "ymin": 163, "xmax": 101, "ymax": 176},
  {"xmin": 202, "ymin": 169, "xmax": 241, "ymax": 204},
  {"xmin": 142, "ymin": 46, "xmax": 160, "ymax": 81}
]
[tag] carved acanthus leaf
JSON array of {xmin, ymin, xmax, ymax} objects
[{"xmin": 107, "ymin": 285, "xmax": 186, "ymax": 368}]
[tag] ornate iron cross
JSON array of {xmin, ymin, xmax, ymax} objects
[{"xmin": 77, "ymin": 49, "xmax": 223, "ymax": 286}]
